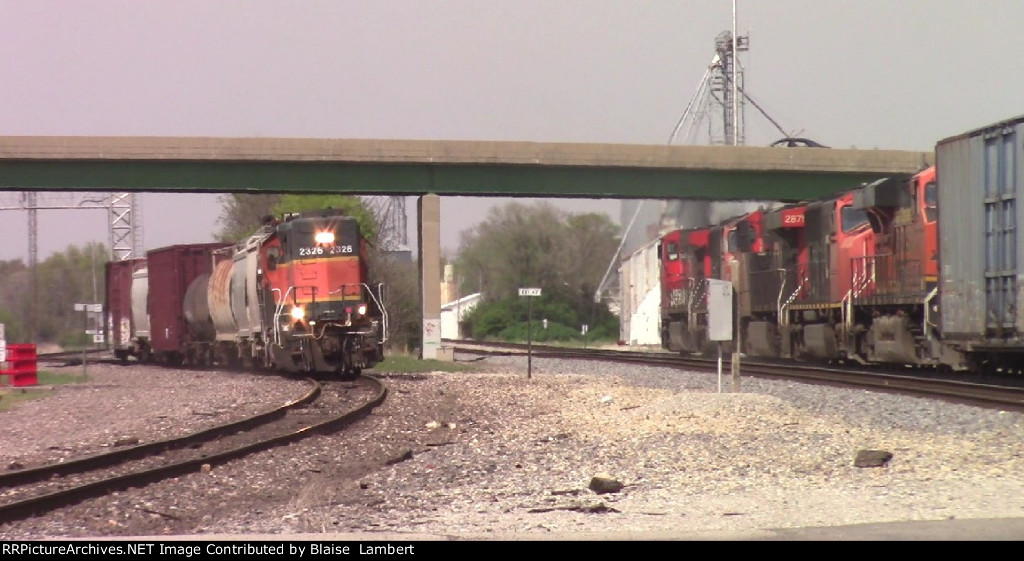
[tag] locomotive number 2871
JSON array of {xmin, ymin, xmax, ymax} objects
[
  {"xmin": 299, "ymin": 245, "xmax": 354, "ymax": 257},
  {"xmin": 782, "ymin": 212, "xmax": 805, "ymax": 226}
]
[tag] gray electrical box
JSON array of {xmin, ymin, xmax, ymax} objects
[{"xmin": 707, "ymin": 279, "xmax": 733, "ymax": 341}]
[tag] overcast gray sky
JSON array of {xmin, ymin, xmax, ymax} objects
[{"xmin": 1, "ymin": 0, "xmax": 1022, "ymax": 261}]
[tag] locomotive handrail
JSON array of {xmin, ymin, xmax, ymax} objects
[
  {"xmin": 779, "ymin": 271, "xmax": 806, "ymax": 327},
  {"xmin": 924, "ymin": 286, "xmax": 938, "ymax": 340},
  {"xmin": 851, "ymin": 255, "xmax": 875, "ymax": 298},
  {"xmin": 374, "ymin": 282, "xmax": 389, "ymax": 344},
  {"xmin": 841, "ymin": 288, "xmax": 853, "ymax": 342},
  {"xmin": 688, "ymin": 277, "xmax": 706, "ymax": 328},
  {"xmin": 776, "ymin": 268, "xmax": 788, "ymax": 327},
  {"xmin": 843, "ymin": 253, "xmax": 876, "ymax": 346},
  {"xmin": 271, "ymin": 286, "xmax": 296, "ymax": 348},
  {"xmin": 329, "ymin": 282, "xmax": 390, "ymax": 345}
]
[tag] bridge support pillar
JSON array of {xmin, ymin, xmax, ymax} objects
[{"xmin": 418, "ymin": 194, "xmax": 442, "ymax": 359}]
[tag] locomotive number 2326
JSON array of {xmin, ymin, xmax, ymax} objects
[{"xmin": 299, "ymin": 244, "xmax": 354, "ymax": 257}]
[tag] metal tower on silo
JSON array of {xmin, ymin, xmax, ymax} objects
[
  {"xmin": 709, "ymin": 30, "xmax": 749, "ymax": 147},
  {"xmin": 668, "ymin": 29, "xmax": 749, "ymax": 148}
]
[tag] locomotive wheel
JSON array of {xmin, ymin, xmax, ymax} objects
[{"xmin": 339, "ymin": 366, "xmax": 361, "ymax": 380}]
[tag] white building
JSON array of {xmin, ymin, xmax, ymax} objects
[{"xmin": 441, "ymin": 293, "xmax": 482, "ymax": 340}]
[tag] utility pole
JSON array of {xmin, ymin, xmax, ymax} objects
[{"xmin": 25, "ymin": 193, "xmax": 37, "ymax": 343}]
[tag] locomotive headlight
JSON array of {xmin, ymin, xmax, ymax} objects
[
  {"xmin": 314, "ymin": 231, "xmax": 335, "ymax": 245},
  {"xmin": 357, "ymin": 304, "xmax": 367, "ymax": 316},
  {"xmin": 290, "ymin": 306, "xmax": 305, "ymax": 321}
]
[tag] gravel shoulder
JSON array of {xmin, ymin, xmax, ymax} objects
[{"xmin": 2, "ymin": 353, "xmax": 1024, "ymax": 540}]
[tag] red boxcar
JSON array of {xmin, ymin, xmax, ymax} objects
[
  {"xmin": 145, "ymin": 243, "xmax": 230, "ymax": 361},
  {"xmin": 104, "ymin": 258, "xmax": 146, "ymax": 360}
]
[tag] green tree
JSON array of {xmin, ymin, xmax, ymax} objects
[
  {"xmin": 365, "ymin": 250, "xmax": 421, "ymax": 354},
  {"xmin": 0, "ymin": 244, "xmax": 107, "ymax": 346},
  {"xmin": 216, "ymin": 193, "xmax": 380, "ymax": 246},
  {"xmin": 561, "ymin": 212, "xmax": 621, "ymax": 304},
  {"xmin": 0, "ymin": 259, "xmax": 28, "ymax": 342},
  {"xmin": 455, "ymin": 201, "xmax": 566, "ymax": 301},
  {"xmin": 35, "ymin": 242, "xmax": 107, "ymax": 345},
  {"xmin": 454, "ymin": 201, "xmax": 620, "ymax": 342},
  {"xmin": 215, "ymin": 193, "xmax": 282, "ymax": 241},
  {"xmin": 0, "ymin": 306, "xmax": 23, "ymax": 343},
  {"xmin": 272, "ymin": 194, "xmax": 379, "ymax": 246}
]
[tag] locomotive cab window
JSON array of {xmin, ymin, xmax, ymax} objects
[
  {"xmin": 265, "ymin": 247, "xmax": 281, "ymax": 271},
  {"xmin": 840, "ymin": 205, "xmax": 870, "ymax": 233},
  {"xmin": 665, "ymin": 242, "xmax": 680, "ymax": 261},
  {"xmin": 924, "ymin": 181, "xmax": 938, "ymax": 222}
]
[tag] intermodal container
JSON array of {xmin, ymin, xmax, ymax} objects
[{"xmin": 936, "ymin": 114, "xmax": 1024, "ymax": 342}]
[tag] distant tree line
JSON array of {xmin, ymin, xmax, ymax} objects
[{"xmin": 0, "ymin": 242, "xmax": 107, "ymax": 347}]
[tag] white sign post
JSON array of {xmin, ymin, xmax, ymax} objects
[
  {"xmin": 0, "ymin": 322, "xmax": 6, "ymax": 365},
  {"xmin": 74, "ymin": 303, "xmax": 103, "ymax": 378},
  {"xmin": 518, "ymin": 287, "xmax": 542, "ymax": 379},
  {"xmin": 707, "ymin": 279, "xmax": 733, "ymax": 393}
]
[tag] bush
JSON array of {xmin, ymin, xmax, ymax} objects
[
  {"xmin": 58, "ymin": 331, "xmax": 92, "ymax": 350},
  {"xmin": 497, "ymin": 320, "xmax": 579, "ymax": 343},
  {"xmin": 463, "ymin": 295, "xmax": 620, "ymax": 344}
]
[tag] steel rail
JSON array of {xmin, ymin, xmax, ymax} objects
[
  {"xmin": 0, "ymin": 375, "xmax": 387, "ymax": 523},
  {"xmin": 452, "ymin": 341, "xmax": 1024, "ymax": 412}
]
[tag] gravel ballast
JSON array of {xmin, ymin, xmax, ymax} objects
[{"xmin": 1, "ymin": 353, "xmax": 1023, "ymax": 540}]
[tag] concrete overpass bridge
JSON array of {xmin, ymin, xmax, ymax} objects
[{"xmin": 0, "ymin": 136, "xmax": 933, "ymax": 358}]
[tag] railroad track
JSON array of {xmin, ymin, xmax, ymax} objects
[
  {"xmin": 451, "ymin": 340, "xmax": 1024, "ymax": 412},
  {"xmin": 33, "ymin": 349, "xmax": 111, "ymax": 367},
  {"xmin": 0, "ymin": 374, "xmax": 387, "ymax": 523}
]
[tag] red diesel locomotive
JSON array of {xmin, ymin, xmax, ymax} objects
[
  {"xmin": 105, "ymin": 209, "xmax": 388, "ymax": 377},
  {"xmin": 660, "ymin": 165, "xmax": 946, "ymax": 369}
]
